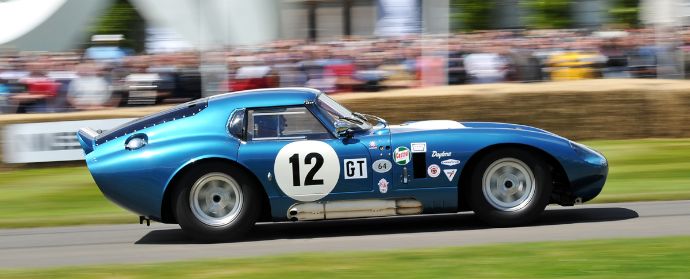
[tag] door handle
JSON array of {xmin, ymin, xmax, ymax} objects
[{"xmin": 402, "ymin": 167, "xmax": 408, "ymax": 184}]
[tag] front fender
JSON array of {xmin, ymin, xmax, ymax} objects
[
  {"xmin": 392, "ymin": 126, "xmax": 602, "ymax": 196},
  {"xmin": 447, "ymin": 128, "xmax": 606, "ymax": 202}
]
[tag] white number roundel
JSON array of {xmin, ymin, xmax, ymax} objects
[{"xmin": 274, "ymin": 141, "xmax": 340, "ymax": 201}]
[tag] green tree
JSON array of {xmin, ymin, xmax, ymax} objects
[
  {"xmin": 451, "ymin": 0, "xmax": 495, "ymax": 31},
  {"xmin": 524, "ymin": 0, "xmax": 572, "ymax": 29},
  {"xmin": 89, "ymin": 0, "xmax": 146, "ymax": 53},
  {"xmin": 609, "ymin": 0, "xmax": 640, "ymax": 27}
]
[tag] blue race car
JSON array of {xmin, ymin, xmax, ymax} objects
[{"xmin": 77, "ymin": 88, "xmax": 607, "ymax": 241}]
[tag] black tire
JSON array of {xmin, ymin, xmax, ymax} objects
[
  {"xmin": 469, "ymin": 148, "xmax": 552, "ymax": 227},
  {"xmin": 173, "ymin": 162, "xmax": 261, "ymax": 242}
]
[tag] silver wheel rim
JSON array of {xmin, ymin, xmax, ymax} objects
[
  {"xmin": 190, "ymin": 172, "xmax": 243, "ymax": 226},
  {"xmin": 482, "ymin": 158, "xmax": 536, "ymax": 212}
]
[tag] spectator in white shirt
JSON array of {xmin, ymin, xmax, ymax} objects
[{"xmin": 67, "ymin": 63, "xmax": 116, "ymax": 110}]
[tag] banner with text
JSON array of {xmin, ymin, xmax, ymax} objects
[{"xmin": 3, "ymin": 118, "xmax": 135, "ymax": 163}]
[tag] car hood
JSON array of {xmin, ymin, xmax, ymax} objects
[{"xmin": 387, "ymin": 120, "xmax": 557, "ymax": 136}]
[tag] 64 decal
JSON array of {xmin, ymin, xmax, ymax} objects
[{"xmin": 372, "ymin": 159, "xmax": 392, "ymax": 173}]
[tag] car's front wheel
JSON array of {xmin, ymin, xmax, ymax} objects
[
  {"xmin": 469, "ymin": 148, "xmax": 553, "ymax": 227},
  {"xmin": 174, "ymin": 163, "xmax": 260, "ymax": 242}
]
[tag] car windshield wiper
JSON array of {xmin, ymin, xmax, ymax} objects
[
  {"xmin": 352, "ymin": 112, "xmax": 367, "ymax": 122},
  {"xmin": 339, "ymin": 116, "xmax": 364, "ymax": 125},
  {"xmin": 353, "ymin": 112, "xmax": 387, "ymax": 127}
]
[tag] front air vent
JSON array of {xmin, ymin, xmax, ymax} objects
[{"xmin": 412, "ymin": 153, "xmax": 426, "ymax": 178}]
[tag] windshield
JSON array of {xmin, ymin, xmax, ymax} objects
[{"xmin": 316, "ymin": 94, "xmax": 372, "ymax": 130}]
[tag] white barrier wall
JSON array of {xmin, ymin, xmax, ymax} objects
[{"xmin": 2, "ymin": 118, "xmax": 134, "ymax": 163}]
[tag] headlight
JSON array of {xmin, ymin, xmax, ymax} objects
[
  {"xmin": 125, "ymin": 134, "xmax": 148, "ymax": 150},
  {"xmin": 570, "ymin": 141, "xmax": 606, "ymax": 166},
  {"xmin": 570, "ymin": 141, "xmax": 596, "ymax": 155}
]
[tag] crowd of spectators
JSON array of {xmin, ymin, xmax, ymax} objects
[{"xmin": 1, "ymin": 28, "xmax": 690, "ymax": 114}]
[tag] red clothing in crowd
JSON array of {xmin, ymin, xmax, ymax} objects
[{"xmin": 21, "ymin": 77, "xmax": 59, "ymax": 97}]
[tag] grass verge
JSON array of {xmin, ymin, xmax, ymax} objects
[
  {"xmin": 1, "ymin": 138, "xmax": 690, "ymax": 228},
  {"xmin": 585, "ymin": 138, "xmax": 690, "ymax": 203},
  {"xmin": 1, "ymin": 236, "xmax": 689, "ymax": 278}
]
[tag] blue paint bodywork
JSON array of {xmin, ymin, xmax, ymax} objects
[{"xmin": 77, "ymin": 88, "xmax": 608, "ymax": 222}]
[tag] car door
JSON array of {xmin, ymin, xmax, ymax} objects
[
  {"xmin": 237, "ymin": 105, "xmax": 372, "ymax": 203},
  {"xmin": 356, "ymin": 132, "xmax": 394, "ymax": 195}
]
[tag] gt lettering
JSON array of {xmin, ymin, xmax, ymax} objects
[
  {"xmin": 344, "ymin": 158, "xmax": 367, "ymax": 179},
  {"xmin": 346, "ymin": 161, "xmax": 363, "ymax": 177}
]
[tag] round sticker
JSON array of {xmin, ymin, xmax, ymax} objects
[
  {"xmin": 372, "ymin": 159, "xmax": 392, "ymax": 173},
  {"xmin": 273, "ymin": 141, "xmax": 340, "ymax": 202},
  {"xmin": 393, "ymin": 146, "xmax": 410, "ymax": 165},
  {"xmin": 427, "ymin": 164, "xmax": 441, "ymax": 178}
]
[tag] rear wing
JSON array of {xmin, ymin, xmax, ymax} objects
[{"xmin": 76, "ymin": 128, "xmax": 99, "ymax": 155}]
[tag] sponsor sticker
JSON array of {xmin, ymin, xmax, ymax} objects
[
  {"xmin": 427, "ymin": 164, "xmax": 441, "ymax": 178},
  {"xmin": 378, "ymin": 178, "xmax": 389, "ymax": 193},
  {"xmin": 432, "ymin": 151, "xmax": 452, "ymax": 159},
  {"xmin": 443, "ymin": 169, "xmax": 457, "ymax": 181},
  {"xmin": 393, "ymin": 146, "xmax": 410, "ymax": 165},
  {"xmin": 344, "ymin": 158, "xmax": 367, "ymax": 179},
  {"xmin": 441, "ymin": 159, "xmax": 461, "ymax": 166},
  {"xmin": 372, "ymin": 159, "xmax": 393, "ymax": 173},
  {"xmin": 368, "ymin": 141, "xmax": 377, "ymax": 149},
  {"xmin": 411, "ymin": 142, "xmax": 426, "ymax": 153}
]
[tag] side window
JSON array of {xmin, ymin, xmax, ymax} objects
[
  {"xmin": 227, "ymin": 109, "xmax": 245, "ymax": 140},
  {"xmin": 247, "ymin": 106, "xmax": 331, "ymax": 141}
]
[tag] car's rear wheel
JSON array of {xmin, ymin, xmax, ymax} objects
[
  {"xmin": 469, "ymin": 148, "xmax": 552, "ymax": 227},
  {"xmin": 174, "ymin": 163, "xmax": 260, "ymax": 242}
]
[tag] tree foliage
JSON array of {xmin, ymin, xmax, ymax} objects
[
  {"xmin": 609, "ymin": 0, "xmax": 640, "ymax": 27},
  {"xmin": 523, "ymin": 0, "xmax": 572, "ymax": 29},
  {"xmin": 452, "ymin": 0, "xmax": 640, "ymax": 31},
  {"xmin": 89, "ymin": 0, "xmax": 146, "ymax": 52},
  {"xmin": 451, "ymin": 0, "xmax": 495, "ymax": 31}
]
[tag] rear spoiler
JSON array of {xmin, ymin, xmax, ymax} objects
[{"xmin": 76, "ymin": 128, "xmax": 99, "ymax": 155}]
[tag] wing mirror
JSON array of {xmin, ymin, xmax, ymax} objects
[{"xmin": 334, "ymin": 120, "xmax": 354, "ymax": 138}]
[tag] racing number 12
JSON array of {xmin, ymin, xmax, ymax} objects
[{"xmin": 288, "ymin": 153, "xmax": 324, "ymax": 186}]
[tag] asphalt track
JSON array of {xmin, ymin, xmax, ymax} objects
[{"xmin": 1, "ymin": 200, "xmax": 690, "ymax": 269}]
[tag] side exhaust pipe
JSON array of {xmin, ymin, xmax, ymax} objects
[
  {"xmin": 287, "ymin": 198, "xmax": 423, "ymax": 221},
  {"xmin": 574, "ymin": 197, "xmax": 583, "ymax": 205}
]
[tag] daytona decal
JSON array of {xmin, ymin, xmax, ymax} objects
[{"xmin": 432, "ymin": 151, "xmax": 452, "ymax": 159}]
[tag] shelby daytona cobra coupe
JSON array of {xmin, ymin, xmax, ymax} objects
[{"xmin": 77, "ymin": 88, "xmax": 607, "ymax": 241}]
